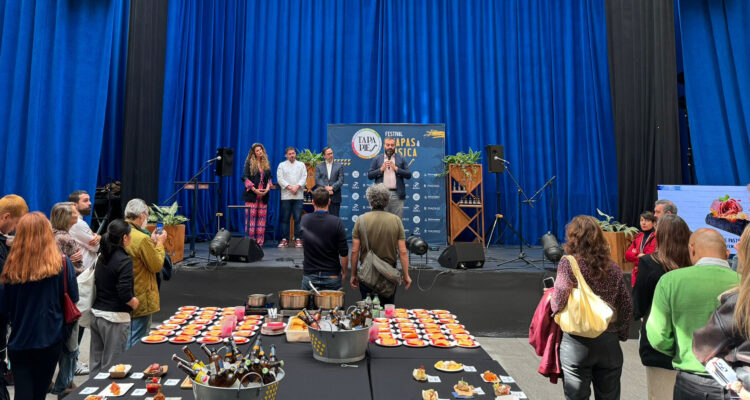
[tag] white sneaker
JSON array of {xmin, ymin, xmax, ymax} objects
[
  {"xmin": 278, "ymin": 239, "xmax": 288, "ymax": 248},
  {"xmin": 75, "ymin": 360, "xmax": 89, "ymax": 375}
]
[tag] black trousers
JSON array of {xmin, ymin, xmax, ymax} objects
[
  {"xmin": 560, "ymin": 332, "xmax": 623, "ymax": 400},
  {"xmin": 673, "ymin": 371, "xmax": 728, "ymax": 400},
  {"xmin": 9, "ymin": 341, "xmax": 62, "ymax": 400},
  {"xmin": 329, "ymin": 202, "xmax": 340, "ymax": 217}
]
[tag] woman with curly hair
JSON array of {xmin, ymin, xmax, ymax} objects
[
  {"xmin": 550, "ymin": 215, "xmax": 633, "ymax": 400},
  {"xmin": 1, "ymin": 212, "xmax": 78, "ymax": 400},
  {"xmin": 242, "ymin": 143, "xmax": 273, "ymax": 246}
]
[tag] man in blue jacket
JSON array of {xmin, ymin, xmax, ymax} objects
[
  {"xmin": 315, "ymin": 147, "xmax": 344, "ymax": 217},
  {"xmin": 367, "ymin": 137, "xmax": 412, "ymax": 218}
]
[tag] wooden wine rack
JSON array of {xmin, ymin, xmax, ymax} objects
[{"xmin": 446, "ymin": 164, "xmax": 485, "ymax": 245}]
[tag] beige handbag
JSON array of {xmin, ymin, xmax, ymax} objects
[{"xmin": 554, "ymin": 255, "xmax": 614, "ymax": 338}]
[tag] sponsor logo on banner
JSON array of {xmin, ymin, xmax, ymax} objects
[
  {"xmin": 413, "ymin": 227, "xmax": 421, "ymax": 235},
  {"xmin": 424, "ymin": 206, "xmax": 442, "ymax": 211},
  {"xmin": 426, "ymin": 218, "xmax": 441, "ymax": 222},
  {"xmin": 352, "ymin": 193, "xmax": 360, "ymax": 200},
  {"xmin": 424, "ymin": 184, "xmax": 441, "ymax": 188},
  {"xmin": 352, "ymin": 204, "xmax": 360, "ymax": 212},
  {"xmin": 352, "ymin": 128, "xmax": 382, "ymax": 159},
  {"xmin": 413, "ymin": 193, "xmax": 421, "ymax": 201},
  {"xmin": 413, "ymin": 216, "xmax": 421, "ymax": 224},
  {"xmin": 352, "ymin": 215, "xmax": 359, "ymax": 222},
  {"xmin": 352, "ymin": 181, "xmax": 360, "ymax": 189},
  {"xmin": 413, "ymin": 171, "xmax": 421, "ymax": 179},
  {"xmin": 352, "ymin": 170, "xmax": 360, "ymax": 178},
  {"xmin": 413, "ymin": 182, "xmax": 420, "ymax": 189},
  {"xmin": 412, "ymin": 204, "xmax": 421, "ymax": 213},
  {"xmin": 426, "ymin": 195, "xmax": 441, "ymax": 200},
  {"xmin": 425, "ymin": 229, "xmax": 443, "ymax": 234}
]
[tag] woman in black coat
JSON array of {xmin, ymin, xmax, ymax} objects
[{"xmin": 89, "ymin": 220, "xmax": 139, "ymax": 375}]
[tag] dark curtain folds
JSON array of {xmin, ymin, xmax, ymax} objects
[
  {"xmin": 0, "ymin": 0, "xmax": 129, "ymax": 213},
  {"xmin": 160, "ymin": 0, "xmax": 618, "ymax": 243},
  {"xmin": 121, "ymin": 0, "xmax": 169, "ymax": 206},
  {"xmin": 604, "ymin": 0, "xmax": 683, "ymax": 226},
  {"xmin": 676, "ymin": 0, "xmax": 750, "ymax": 185}
]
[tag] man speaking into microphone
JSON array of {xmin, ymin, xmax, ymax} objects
[{"xmin": 367, "ymin": 137, "xmax": 412, "ymax": 218}]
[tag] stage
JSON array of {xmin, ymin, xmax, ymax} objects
[{"xmin": 162, "ymin": 243, "xmax": 639, "ymax": 338}]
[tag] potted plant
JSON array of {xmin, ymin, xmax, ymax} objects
[
  {"xmin": 440, "ymin": 148, "xmax": 483, "ymax": 192},
  {"xmin": 147, "ymin": 202, "xmax": 188, "ymax": 263},
  {"xmin": 595, "ymin": 209, "xmax": 639, "ymax": 272},
  {"xmin": 295, "ymin": 148, "xmax": 323, "ymax": 192}
]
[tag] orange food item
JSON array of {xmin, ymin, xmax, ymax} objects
[
  {"xmin": 457, "ymin": 339, "xmax": 476, "ymax": 347},
  {"xmin": 432, "ymin": 339, "xmax": 451, "ymax": 347},
  {"xmin": 406, "ymin": 339, "xmax": 426, "ymax": 346},
  {"xmin": 424, "ymin": 328, "xmax": 443, "ymax": 335},
  {"xmin": 482, "ymin": 370, "xmax": 499, "ymax": 382},
  {"xmin": 201, "ymin": 337, "xmax": 221, "ymax": 344},
  {"xmin": 179, "ymin": 329, "xmax": 201, "ymax": 336},
  {"xmin": 205, "ymin": 331, "xmax": 222, "ymax": 337},
  {"xmin": 453, "ymin": 334, "xmax": 471, "ymax": 340},
  {"xmin": 144, "ymin": 335, "xmax": 165, "ymax": 342},
  {"xmin": 422, "ymin": 323, "xmax": 441, "ymax": 330},
  {"xmin": 149, "ymin": 330, "xmax": 172, "ymax": 336},
  {"xmin": 166, "ymin": 319, "xmax": 185, "ymax": 325},
  {"xmin": 400, "ymin": 332, "xmax": 419, "ymax": 339},
  {"xmin": 449, "ymin": 328, "xmax": 469, "ymax": 335},
  {"xmin": 109, "ymin": 382, "xmax": 121, "ymax": 395},
  {"xmin": 380, "ymin": 337, "xmax": 399, "ymax": 346},
  {"xmin": 172, "ymin": 335, "xmax": 193, "ymax": 342},
  {"xmin": 400, "ymin": 328, "xmax": 417, "ymax": 335},
  {"xmin": 233, "ymin": 336, "xmax": 250, "ymax": 344},
  {"xmin": 235, "ymin": 330, "xmax": 256, "ymax": 337}
]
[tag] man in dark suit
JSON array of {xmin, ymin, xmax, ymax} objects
[
  {"xmin": 367, "ymin": 137, "xmax": 412, "ymax": 218},
  {"xmin": 315, "ymin": 147, "xmax": 345, "ymax": 217}
]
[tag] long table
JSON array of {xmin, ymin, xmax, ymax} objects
[{"xmin": 69, "ymin": 319, "xmax": 526, "ymax": 399}]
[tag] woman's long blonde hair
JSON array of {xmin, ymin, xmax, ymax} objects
[
  {"xmin": 246, "ymin": 143, "xmax": 270, "ymax": 175},
  {"xmin": 733, "ymin": 225, "xmax": 750, "ymax": 340},
  {"xmin": 1, "ymin": 212, "xmax": 62, "ymax": 284}
]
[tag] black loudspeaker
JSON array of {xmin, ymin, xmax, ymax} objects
[
  {"xmin": 226, "ymin": 237, "xmax": 264, "ymax": 262},
  {"xmin": 484, "ymin": 145, "xmax": 505, "ymax": 173},
  {"xmin": 215, "ymin": 148, "xmax": 234, "ymax": 177},
  {"xmin": 438, "ymin": 243, "xmax": 485, "ymax": 269}
]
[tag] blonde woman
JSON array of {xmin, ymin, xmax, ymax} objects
[{"xmin": 242, "ymin": 143, "xmax": 273, "ymax": 246}]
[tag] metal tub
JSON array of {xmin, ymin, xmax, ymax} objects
[
  {"xmin": 192, "ymin": 369, "xmax": 285, "ymax": 400},
  {"xmin": 308, "ymin": 324, "xmax": 371, "ymax": 363}
]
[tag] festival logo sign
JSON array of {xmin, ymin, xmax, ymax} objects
[{"xmin": 351, "ymin": 128, "xmax": 382, "ymax": 159}]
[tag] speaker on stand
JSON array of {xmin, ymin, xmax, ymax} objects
[{"xmin": 215, "ymin": 148, "xmax": 234, "ymax": 231}]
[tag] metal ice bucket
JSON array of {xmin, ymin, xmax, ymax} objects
[
  {"xmin": 192, "ymin": 369, "xmax": 285, "ymax": 400},
  {"xmin": 308, "ymin": 324, "xmax": 371, "ymax": 363}
]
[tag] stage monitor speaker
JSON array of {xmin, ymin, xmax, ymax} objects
[
  {"xmin": 226, "ymin": 237, "xmax": 263, "ymax": 262},
  {"xmin": 438, "ymin": 243, "xmax": 485, "ymax": 269},
  {"xmin": 215, "ymin": 148, "xmax": 234, "ymax": 177},
  {"xmin": 485, "ymin": 145, "xmax": 505, "ymax": 173}
]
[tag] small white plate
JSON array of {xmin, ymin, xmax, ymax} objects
[
  {"xmin": 429, "ymin": 340, "xmax": 457, "ymax": 348},
  {"xmin": 98, "ymin": 382, "xmax": 134, "ymax": 397},
  {"xmin": 140, "ymin": 335, "xmax": 168, "ymax": 344},
  {"xmin": 375, "ymin": 338, "xmax": 402, "ymax": 347},
  {"xmin": 456, "ymin": 340, "xmax": 480, "ymax": 349},
  {"xmin": 169, "ymin": 336, "xmax": 196, "ymax": 344},
  {"xmin": 402, "ymin": 339, "xmax": 429, "ymax": 348},
  {"xmin": 433, "ymin": 361, "xmax": 464, "ymax": 373},
  {"xmin": 108, "ymin": 364, "xmax": 131, "ymax": 378},
  {"xmin": 197, "ymin": 337, "xmax": 225, "ymax": 344}
]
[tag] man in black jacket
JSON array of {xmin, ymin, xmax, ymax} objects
[
  {"xmin": 367, "ymin": 137, "xmax": 412, "ymax": 218},
  {"xmin": 315, "ymin": 147, "xmax": 344, "ymax": 217},
  {"xmin": 299, "ymin": 188, "xmax": 349, "ymax": 291}
]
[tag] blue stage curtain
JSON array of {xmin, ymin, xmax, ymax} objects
[
  {"xmin": 676, "ymin": 0, "xmax": 750, "ymax": 185},
  {"xmin": 0, "ymin": 0, "xmax": 129, "ymax": 213},
  {"xmin": 161, "ymin": 0, "xmax": 617, "ymax": 243}
]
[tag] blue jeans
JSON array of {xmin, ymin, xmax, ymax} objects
[
  {"xmin": 127, "ymin": 314, "xmax": 152, "ymax": 349},
  {"xmin": 279, "ymin": 199, "xmax": 303, "ymax": 240},
  {"xmin": 302, "ymin": 272, "xmax": 343, "ymax": 291},
  {"xmin": 51, "ymin": 326, "xmax": 78, "ymax": 394}
]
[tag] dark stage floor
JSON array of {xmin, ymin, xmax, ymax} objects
[{"xmin": 159, "ymin": 242, "xmax": 638, "ymax": 338}]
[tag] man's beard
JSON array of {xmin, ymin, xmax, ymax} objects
[
  {"xmin": 78, "ymin": 206, "xmax": 91, "ymax": 216},
  {"xmin": 385, "ymin": 149, "xmax": 395, "ymax": 157}
]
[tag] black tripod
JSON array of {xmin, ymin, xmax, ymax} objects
[
  {"xmin": 497, "ymin": 167, "xmax": 556, "ymax": 267},
  {"xmin": 163, "ymin": 158, "xmax": 219, "ymax": 260}
]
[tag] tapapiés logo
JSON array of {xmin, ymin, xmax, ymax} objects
[{"xmin": 351, "ymin": 128, "xmax": 381, "ymax": 159}]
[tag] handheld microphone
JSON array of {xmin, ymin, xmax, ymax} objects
[
  {"xmin": 494, "ymin": 156, "xmax": 510, "ymax": 165},
  {"xmin": 206, "ymin": 155, "xmax": 222, "ymax": 163}
]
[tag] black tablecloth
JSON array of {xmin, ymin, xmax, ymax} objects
[
  {"xmin": 69, "ymin": 334, "xmax": 371, "ymax": 400},
  {"xmin": 367, "ymin": 342, "xmax": 492, "ymax": 360},
  {"xmin": 370, "ymin": 358, "xmax": 524, "ymax": 400}
]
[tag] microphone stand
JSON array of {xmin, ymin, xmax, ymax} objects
[
  {"xmin": 162, "ymin": 159, "xmax": 218, "ymax": 260},
  {"xmin": 497, "ymin": 164, "xmax": 537, "ymax": 267}
]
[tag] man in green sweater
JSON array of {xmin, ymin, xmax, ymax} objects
[{"xmin": 647, "ymin": 228, "xmax": 738, "ymax": 400}]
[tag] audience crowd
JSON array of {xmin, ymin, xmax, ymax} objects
[{"xmin": 0, "ymin": 187, "xmax": 747, "ymax": 400}]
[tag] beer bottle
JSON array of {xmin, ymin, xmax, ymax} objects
[
  {"xmin": 182, "ymin": 346, "xmax": 198, "ymax": 363},
  {"xmin": 176, "ymin": 362, "xmax": 209, "ymax": 385}
]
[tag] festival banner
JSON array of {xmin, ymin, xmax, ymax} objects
[{"xmin": 327, "ymin": 124, "xmax": 446, "ymax": 245}]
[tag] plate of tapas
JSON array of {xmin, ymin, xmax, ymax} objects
[
  {"xmin": 163, "ymin": 318, "xmax": 186, "ymax": 325},
  {"xmin": 178, "ymin": 305, "xmax": 199, "ymax": 311},
  {"xmin": 109, "ymin": 364, "xmax": 131, "ymax": 379},
  {"xmin": 173, "ymin": 312, "xmax": 194, "ymax": 319},
  {"xmin": 481, "ymin": 370, "xmax": 499, "ymax": 383},
  {"xmin": 156, "ymin": 324, "xmax": 180, "ymax": 331},
  {"xmin": 430, "ymin": 339, "xmax": 456, "ymax": 348},
  {"xmin": 413, "ymin": 366, "xmax": 428, "ymax": 381},
  {"xmin": 403, "ymin": 338, "xmax": 429, "ymax": 348},
  {"xmin": 192, "ymin": 318, "xmax": 214, "ymax": 325},
  {"xmin": 232, "ymin": 336, "xmax": 251, "ymax": 344},
  {"xmin": 140, "ymin": 335, "xmax": 167, "ymax": 344},
  {"xmin": 198, "ymin": 336, "xmax": 224, "ymax": 344},
  {"xmin": 375, "ymin": 337, "xmax": 401, "ymax": 347},
  {"xmin": 176, "ymin": 329, "xmax": 202, "ymax": 337},
  {"xmin": 148, "ymin": 330, "xmax": 174, "ymax": 337},
  {"xmin": 456, "ymin": 338, "xmax": 480, "ymax": 348},
  {"xmin": 98, "ymin": 381, "xmax": 133, "ymax": 397},
  {"xmin": 143, "ymin": 363, "xmax": 168, "ymax": 377},
  {"xmin": 169, "ymin": 335, "xmax": 196, "ymax": 344},
  {"xmin": 234, "ymin": 330, "xmax": 257, "ymax": 337},
  {"xmin": 433, "ymin": 360, "xmax": 463, "ymax": 372}
]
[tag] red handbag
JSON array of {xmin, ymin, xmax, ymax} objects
[{"xmin": 61, "ymin": 255, "xmax": 81, "ymax": 324}]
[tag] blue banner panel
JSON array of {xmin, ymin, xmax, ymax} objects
[{"xmin": 328, "ymin": 124, "xmax": 446, "ymax": 245}]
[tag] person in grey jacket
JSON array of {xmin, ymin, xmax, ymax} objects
[{"xmin": 315, "ymin": 147, "xmax": 344, "ymax": 216}]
